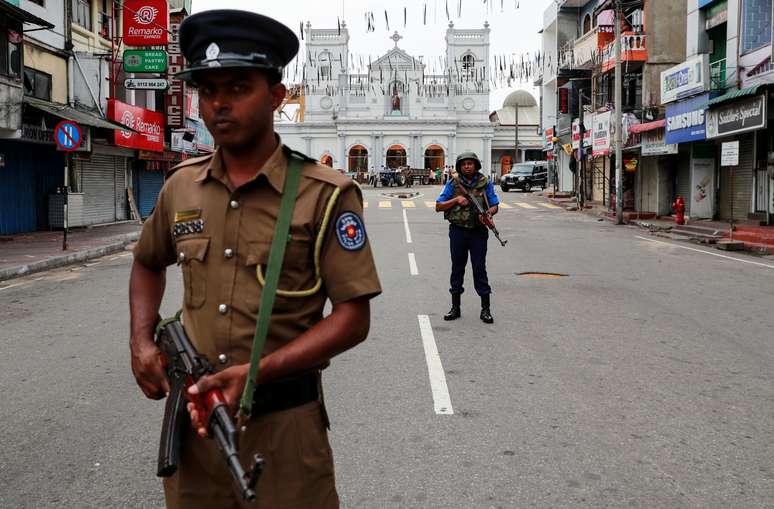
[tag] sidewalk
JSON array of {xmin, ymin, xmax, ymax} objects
[{"xmin": 0, "ymin": 222, "xmax": 142, "ymax": 282}]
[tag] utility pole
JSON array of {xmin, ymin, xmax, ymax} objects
[
  {"xmin": 513, "ymin": 103, "xmax": 519, "ymax": 165},
  {"xmin": 578, "ymin": 90, "xmax": 585, "ymax": 211},
  {"xmin": 614, "ymin": 0, "xmax": 624, "ymax": 224}
]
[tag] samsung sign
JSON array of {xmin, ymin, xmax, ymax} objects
[
  {"xmin": 661, "ymin": 55, "xmax": 709, "ymax": 104},
  {"xmin": 665, "ymin": 94, "xmax": 709, "ymax": 144}
]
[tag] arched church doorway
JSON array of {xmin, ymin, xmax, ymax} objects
[
  {"xmin": 424, "ymin": 145, "xmax": 445, "ymax": 170},
  {"xmin": 501, "ymin": 155, "xmax": 513, "ymax": 175},
  {"xmin": 386, "ymin": 145, "xmax": 407, "ymax": 169},
  {"xmin": 320, "ymin": 154, "xmax": 333, "ymax": 167},
  {"xmin": 348, "ymin": 145, "xmax": 368, "ymax": 173}
]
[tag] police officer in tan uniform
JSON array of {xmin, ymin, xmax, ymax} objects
[{"xmin": 128, "ymin": 10, "xmax": 381, "ymax": 509}]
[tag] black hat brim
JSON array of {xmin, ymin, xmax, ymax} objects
[{"xmin": 175, "ymin": 60, "xmax": 281, "ymax": 83}]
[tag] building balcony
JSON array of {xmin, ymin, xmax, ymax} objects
[
  {"xmin": 600, "ymin": 32, "xmax": 647, "ymax": 73},
  {"xmin": 573, "ymin": 28, "xmax": 614, "ymax": 69},
  {"xmin": 710, "ymin": 58, "xmax": 727, "ymax": 91}
]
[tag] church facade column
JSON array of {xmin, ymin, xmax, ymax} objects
[
  {"xmin": 369, "ymin": 133, "xmax": 376, "ymax": 172},
  {"xmin": 483, "ymin": 135, "xmax": 493, "ymax": 177},
  {"xmin": 374, "ymin": 132, "xmax": 383, "ymax": 171},
  {"xmin": 302, "ymin": 136, "xmax": 312, "ymax": 157},
  {"xmin": 337, "ymin": 132, "xmax": 346, "ymax": 170},
  {"xmin": 447, "ymin": 132, "xmax": 457, "ymax": 168}
]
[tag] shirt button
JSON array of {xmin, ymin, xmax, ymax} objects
[
  {"xmin": 230, "ymin": 200, "xmax": 240, "ymax": 210},
  {"xmin": 218, "ymin": 354, "xmax": 228, "ymax": 364},
  {"xmin": 224, "ymin": 248, "xmax": 234, "ymax": 258},
  {"xmin": 178, "ymin": 252, "xmax": 185, "ymax": 262},
  {"xmin": 218, "ymin": 304, "xmax": 229, "ymax": 314}
]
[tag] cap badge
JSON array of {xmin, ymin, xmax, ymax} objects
[{"xmin": 206, "ymin": 42, "xmax": 220, "ymax": 63}]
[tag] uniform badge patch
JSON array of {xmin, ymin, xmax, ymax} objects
[
  {"xmin": 335, "ymin": 212, "xmax": 366, "ymax": 251},
  {"xmin": 173, "ymin": 209, "xmax": 204, "ymax": 238}
]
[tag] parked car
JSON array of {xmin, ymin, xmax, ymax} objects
[{"xmin": 500, "ymin": 162, "xmax": 548, "ymax": 192}]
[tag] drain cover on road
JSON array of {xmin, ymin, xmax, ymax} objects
[
  {"xmin": 381, "ymin": 192, "xmax": 421, "ymax": 199},
  {"xmin": 516, "ymin": 272, "xmax": 569, "ymax": 279}
]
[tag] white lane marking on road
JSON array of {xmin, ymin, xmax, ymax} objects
[
  {"xmin": 417, "ymin": 315, "xmax": 453, "ymax": 415},
  {"xmin": 408, "ymin": 253, "xmax": 418, "ymax": 275},
  {"xmin": 0, "ymin": 282, "xmax": 24, "ymax": 291},
  {"xmin": 425, "ymin": 201, "xmax": 436, "ymax": 208},
  {"xmin": 401, "ymin": 201, "xmax": 416, "ymax": 208},
  {"xmin": 514, "ymin": 202, "xmax": 537, "ymax": 209},
  {"xmin": 363, "ymin": 201, "xmax": 369, "ymax": 208},
  {"xmin": 538, "ymin": 203, "xmax": 561, "ymax": 209},
  {"xmin": 635, "ymin": 236, "xmax": 774, "ymax": 270},
  {"xmin": 379, "ymin": 201, "xmax": 392, "ymax": 208},
  {"xmin": 498, "ymin": 203, "xmax": 513, "ymax": 209},
  {"xmin": 403, "ymin": 209, "xmax": 413, "ymax": 244}
]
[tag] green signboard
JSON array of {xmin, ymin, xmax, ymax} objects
[{"xmin": 123, "ymin": 50, "xmax": 168, "ymax": 73}]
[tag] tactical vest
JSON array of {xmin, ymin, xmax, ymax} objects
[{"xmin": 444, "ymin": 175, "xmax": 490, "ymax": 229}]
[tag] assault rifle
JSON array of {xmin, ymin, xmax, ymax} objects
[
  {"xmin": 156, "ymin": 319, "xmax": 264, "ymax": 501},
  {"xmin": 454, "ymin": 178, "xmax": 508, "ymax": 247}
]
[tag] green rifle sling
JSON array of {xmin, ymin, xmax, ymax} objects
[{"xmin": 239, "ymin": 153, "xmax": 304, "ymax": 416}]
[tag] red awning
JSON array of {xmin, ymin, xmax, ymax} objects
[{"xmin": 629, "ymin": 119, "xmax": 665, "ymax": 134}]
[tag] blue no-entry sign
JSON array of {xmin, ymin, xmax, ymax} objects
[{"xmin": 54, "ymin": 120, "xmax": 83, "ymax": 152}]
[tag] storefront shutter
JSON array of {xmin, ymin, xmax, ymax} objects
[
  {"xmin": 137, "ymin": 169, "xmax": 164, "ymax": 218},
  {"xmin": 719, "ymin": 134, "xmax": 754, "ymax": 222},
  {"xmin": 80, "ymin": 154, "xmax": 122, "ymax": 225}
]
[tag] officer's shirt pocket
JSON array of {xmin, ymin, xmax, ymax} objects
[
  {"xmin": 244, "ymin": 240, "xmax": 315, "ymax": 312},
  {"xmin": 175, "ymin": 237, "xmax": 210, "ymax": 309}
]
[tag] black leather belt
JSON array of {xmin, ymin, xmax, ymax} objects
[{"xmin": 251, "ymin": 372, "xmax": 319, "ymax": 418}]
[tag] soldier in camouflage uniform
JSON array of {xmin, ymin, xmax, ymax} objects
[{"xmin": 435, "ymin": 152, "xmax": 499, "ymax": 323}]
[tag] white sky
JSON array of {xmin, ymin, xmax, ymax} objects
[{"xmin": 191, "ymin": 0, "xmax": 548, "ymax": 111}]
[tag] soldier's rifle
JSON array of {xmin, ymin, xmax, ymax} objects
[
  {"xmin": 156, "ymin": 319, "xmax": 264, "ymax": 502},
  {"xmin": 454, "ymin": 178, "xmax": 508, "ymax": 247}
]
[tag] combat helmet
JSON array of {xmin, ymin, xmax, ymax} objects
[{"xmin": 455, "ymin": 152, "xmax": 482, "ymax": 172}]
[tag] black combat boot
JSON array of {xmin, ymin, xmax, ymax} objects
[
  {"xmin": 444, "ymin": 294, "xmax": 461, "ymax": 321},
  {"xmin": 480, "ymin": 295, "xmax": 494, "ymax": 324}
]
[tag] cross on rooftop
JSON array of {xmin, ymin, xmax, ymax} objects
[{"xmin": 391, "ymin": 31, "xmax": 402, "ymax": 47}]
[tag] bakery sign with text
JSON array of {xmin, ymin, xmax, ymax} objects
[
  {"xmin": 109, "ymin": 99, "xmax": 164, "ymax": 152},
  {"xmin": 123, "ymin": 0, "xmax": 168, "ymax": 46}
]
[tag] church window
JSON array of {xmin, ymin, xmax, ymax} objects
[
  {"xmin": 319, "ymin": 52, "xmax": 332, "ymax": 80},
  {"xmin": 461, "ymin": 54, "xmax": 475, "ymax": 80}
]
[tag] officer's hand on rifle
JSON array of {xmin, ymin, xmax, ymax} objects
[
  {"xmin": 187, "ymin": 363, "xmax": 250, "ymax": 438},
  {"xmin": 130, "ymin": 340, "xmax": 170, "ymax": 400},
  {"xmin": 456, "ymin": 196, "xmax": 469, "ymax": 207}
]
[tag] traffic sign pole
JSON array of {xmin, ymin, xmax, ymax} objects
[{"xmin": 63, "ymin": 155, "xmax": 69, "ymax": 251}]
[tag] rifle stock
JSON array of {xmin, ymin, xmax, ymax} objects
[{"xmin": 155, "ymin": 320, "xmax": 264, "ymax": 501}]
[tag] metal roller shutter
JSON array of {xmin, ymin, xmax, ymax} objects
[
  {"xmin": 80, "ymin": 154, "xmax": 124, "ymax": 225},
  {"xmin": 676, "ymin": 157, "xmax": 691, "ymax": 214},
  {"xmin": 137, "ymin": 169, "xmax": 164, "ymax": 218},
  {"xmin": 114, "ymin": 158, "xmax": 128, "ymax": 221},
  {"xmin": 719, "ymin": 134, "xmax": 754, "ymax": 221}
]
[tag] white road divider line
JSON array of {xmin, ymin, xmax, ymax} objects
[
  {"xmin": 0, "ymin": 282, "xmax": 24, "ymax": 292},
  {"xmin": 417, "ymin": 315, "xmax": 454, "ymax": 415},
  {"xmin": 408, "ymin": 253, "xmax": 418, "ymax": 275},
  {"xmin": 403, "ymin": 209, "xmax": 413, "ymax": 244},
  {"xmin": 635, "ymin": 236, "xmax": 774, "ymax": 270}
]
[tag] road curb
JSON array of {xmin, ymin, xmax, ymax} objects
[{"xmin": 0, "ymin": 232, "xmax": 139, "ymax": 283}]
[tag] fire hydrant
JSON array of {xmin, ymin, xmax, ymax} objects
[{"xmin": 672, "ymin": 196, "xmax": 686, "ymax": 225}]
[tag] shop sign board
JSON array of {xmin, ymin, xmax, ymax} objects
[
  {"xmin": 125, "ymin": 78, "xmax": 169, "ymax": 90},
  {"xmin": 123, "ymin": 0, "xmax": 168, "ymax": 46},
  {"xmin": 661, "ymin": 54, "xmax": 709, "ymax": 104},
  {"xmin": 592, "ymin": 110, "xmax": 612, "ymax": 156},
  {"xmin": 706, "ymin": 94, "xmax": 767, "ymax": 139},
  {"xmin": 571, "ymin": 117, "xmax": 593, "ymax": 150},
  {"xmin": 123, "ymin": 49, "xmax": 168, "ymax": 73},
  {"xmin": 721, "ymin": 141, "xmax": 739, "ymax": 166},
  {"xmin": 665, "ymin": 94, "xmax": 709, "ymax": 144},
  {"xmin": 641, "ymin": 128, "xmax": 679, "ymax": 156},
  {"xmin": 109, "ymin": 99, "xmax": 164, "ymax": 152},
  {"xmin": 166, "ymin": 11, "xmax": 186, "ymax": 129}
]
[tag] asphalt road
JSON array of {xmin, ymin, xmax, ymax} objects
[{"xmin": 1, "ymin": 186, "xmax": 773, "ymax": 508}]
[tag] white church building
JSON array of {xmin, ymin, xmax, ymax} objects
[{"xmin": 276, "ymin": 21, "xmax": 543, "ymax": 177}]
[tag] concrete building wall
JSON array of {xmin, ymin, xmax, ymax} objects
[
  {"xmin": 21, "ymin": 0, "xmax": 66, "ymax": 50},
  {"xmin": 643, "ymin": 0, "xmax": 688, "ymax": 109},
  {"xmin": 23, "ymin": 44, "xmax": 68, "ymax": 104}
]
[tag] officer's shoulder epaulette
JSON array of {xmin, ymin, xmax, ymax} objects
[{"xmin": 167, "ymin": 153, "xmax": 215, "ymax": 178}]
